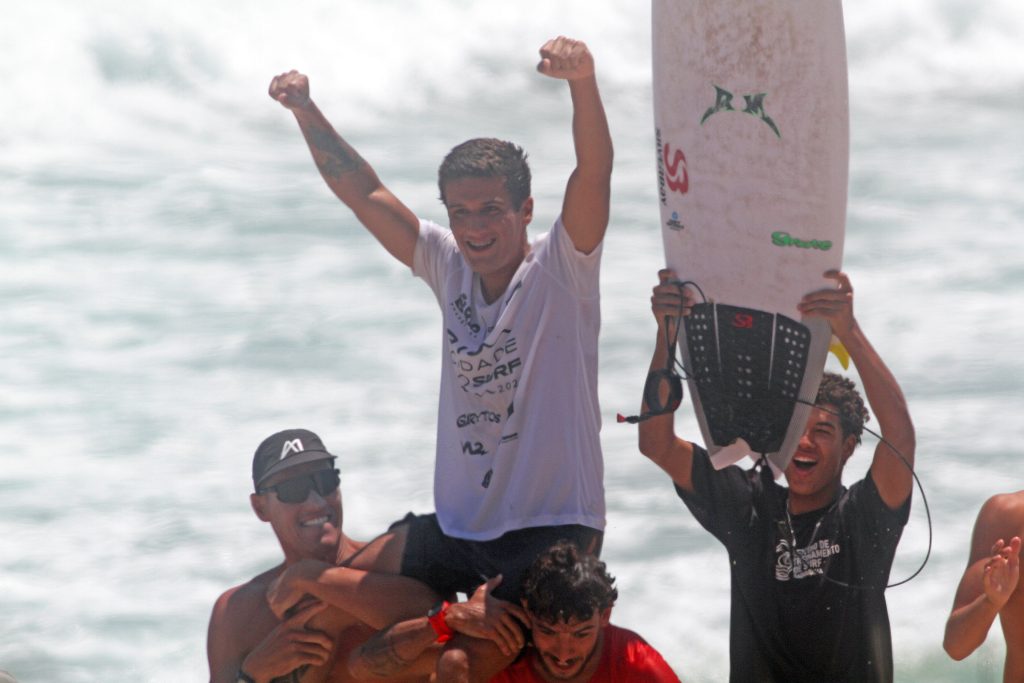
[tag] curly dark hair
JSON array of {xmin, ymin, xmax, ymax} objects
[
  {"xmin": 521, "ymin": 540, "xmax": 617, "ymax": 624},
  {"xmin": 437, "ymin": 138, "xmax": 531, "ymax": 210},
  {"xmin": 815, "ymin": 371, "xmax": 870, "ymax": 445}
]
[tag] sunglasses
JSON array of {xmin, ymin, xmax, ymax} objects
[{"xmin": 258, "ymin": 468, "xmax": 341, "ymax": 504}]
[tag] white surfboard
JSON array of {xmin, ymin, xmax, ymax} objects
[{"xmin": 652, "ymin": 0, "xmax": 849, "ymax": 474}]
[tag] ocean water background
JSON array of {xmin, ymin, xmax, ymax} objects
[{"xmin": 2, "ymin": 0, "xmax": 1022, "ymax": 681}]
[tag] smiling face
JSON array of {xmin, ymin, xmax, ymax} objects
[
  {"xmin": 250, "ymin": 459, "xmax": 342, "ymax": 564},
  {"xmin": 443, "ymin": 176, "xmax": 533, "ymax": 302},
  {"xmin": 527, "ymin": 608, "xmax": 610, "ymax": 682},
  {"xmin": 784, "ymin": 404, "xmax": 858, "ymax": 514}
]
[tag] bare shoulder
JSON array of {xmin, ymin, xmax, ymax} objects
[
  {"xmin": 966, "ymin": 491, "xmax": 1024, "ymax": 563},
  {"xmin": 977, "ymin": 491, "xmax": 1024, "ymax": 532},
  {"xmin": 209, "ymin": 567, "xmax": 282, "ymax": 644}
]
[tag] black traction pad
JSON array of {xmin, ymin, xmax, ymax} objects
[{"xmin": 683, "ymin": 303, "xmax": 810, "ymax": 454}]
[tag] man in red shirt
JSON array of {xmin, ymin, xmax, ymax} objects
[
  {"xmin": 347, "ymin": 540, "xmax": 680, "ymax": 682},
  {"xmin": 491, "ymin": 541, "xmax": 679, "ymax": 682}
]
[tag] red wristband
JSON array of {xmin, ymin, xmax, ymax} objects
[{"xmin": 427, "ymin": 600, "xmax": 454, "ymax": 643}]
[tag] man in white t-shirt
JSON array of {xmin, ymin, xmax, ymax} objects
[{"xmin": 268, "ymin": 36, "xmax": 612, "ymax": 681}]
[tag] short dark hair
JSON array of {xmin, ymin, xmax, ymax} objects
[
  {"xmin": 815, "ymin": 372, "xmax": 869, "ymax": 445},
  {"xmin": 521, "ymin": 540, "xmax": 617, "ymax": 624},
  {"xmin": 437, "ymin": 138, "xmax": 531, "ymax": 209}
]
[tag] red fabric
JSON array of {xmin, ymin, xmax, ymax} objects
[{"xmin": 490, "ymin": 624, "xmax": 680, "ymax": 682}]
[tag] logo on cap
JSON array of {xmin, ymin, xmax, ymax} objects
[{"xmin": 281, "ymin": 439, "xmax": 304, "ymax": 459}]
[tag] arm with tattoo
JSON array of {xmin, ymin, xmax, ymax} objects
[
  {"xmin": 269, "ymin": 70, "xmax": 420, "ymax": 268},
  {"xmin": 347, "ymin": 577, "xmax": 527, "ymax": 679},
  {"xmin": 348, "ymin": 617, "xmax": 439, "ymax": 679}
]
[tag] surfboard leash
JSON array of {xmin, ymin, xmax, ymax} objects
[{"xmin": 617, "ymin": 280, "xmax": 706, "ymax": 424}]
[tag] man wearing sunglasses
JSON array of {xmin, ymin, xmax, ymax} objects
[{"xmin": 206, "ymin": 428, "xmax": 446, "ymax": 683}]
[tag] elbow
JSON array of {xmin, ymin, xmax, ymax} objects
[
  {"xmin": 942, "ymin": 640, "xmax": 971, "ymax": 662},
  {"xmin": 638, "ymin": 427, "xmax": 668, "ymax": 465},
  {"xmin": 884, "ymin": 421, "xmax": 916, "ymax": 466},
  {"xmin": 638, "ymin": 425, "xmax": 655, "ymax": 459},
  {"xmin": 942, "ymin": 629, "xmax": 978, "ymax": 662}
]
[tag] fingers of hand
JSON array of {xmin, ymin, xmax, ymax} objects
[
  {"xmin": 259, "ymin": 621, "xmax": 332, "ymax": 672},
  {"xmin": 285, "ymin": 631, "xmax": 332, "ymax": 665},
  {"xmin": 652, "ymin": 287, "xmax": 688, "ymax": 318},
  {"xmin": 268, "ymin": 70, "xmax": 308, "ymax": 106},
  {"xmin": 286, "ymin": 599, "xmax": 327, "ymax": 626},
  {"xmin": 505, "ymin": 602, "xmax": 530, "ymax": 625},
  {"xmin": 682, "ymin": 287, "xmax": 697, "ymax": 311},
  {"xmin": 496, "ymin": 615, "xmax": 524, "ymax": 654},
  {"xmin": 482, "ymin": 611, "xmax": 523, "ymax": 655},
  {"xmin": 821, "ymin": 270, "xmax": 853, "ymax": 296},
  {"xmin": 537, "ymin": 36, "xmax": 590, "ymax": 75}
]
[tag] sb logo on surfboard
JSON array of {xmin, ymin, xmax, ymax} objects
[
  {"xmin": 662, "ymin": 143, "xmax": 689, "ymax": 195},
  {"xmin": 732, "ymin": 313, "xmax": 755, "ymax": 329},
  {"xmin": 655, "ymin": 127, "xmax": 689, "ymax": 205}
]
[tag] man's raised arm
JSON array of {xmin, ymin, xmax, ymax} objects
[
  {"xmin": 798, "ymin": 270, "xmax": 916, "ymax": 510},
  {"xmin": 536, "ymin": 37, "xmax": 613, "ymax": 255},
  {"xmin": 269, "ymin": 71, "xmax": 420, "ymax": 267},
  {"xmin": 638, "ymin": 269, "xmax": 697, "ymax": 492}
]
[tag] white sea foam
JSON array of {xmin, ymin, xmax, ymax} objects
[{"xmin": 2, "ymin": 1, "xmax": 1023, "ymax": 681}]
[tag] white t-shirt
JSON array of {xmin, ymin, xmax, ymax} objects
[{"xmin": 413, "ymin": 216, "xmax": 606, "ymax": 540}]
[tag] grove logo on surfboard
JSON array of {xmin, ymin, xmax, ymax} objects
[
  {"xmin": 700, "ymin": 85, "xmax": 781, "ymax": 138},
  {"xmin": 771, "ymin": 231, "xmax": 833, "ymax": 251}
]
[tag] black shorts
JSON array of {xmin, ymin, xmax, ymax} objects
[{"xmin": 392, "ymin": 513, "xmax": 603, "ymax": 602}]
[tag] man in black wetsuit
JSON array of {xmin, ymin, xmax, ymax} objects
[{"xmin": 638, "ymin": 269, "xmax": 916, "ymax": 682}]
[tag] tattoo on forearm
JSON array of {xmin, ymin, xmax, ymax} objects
[
  {"xmin": 357, "ymin": 634, "xmax": 413, "ymax": 676},
  {"xmin": 306, "ymin": 124, "xmax": 365, "ymax": 180},
  {"xmin": 269, "ymin": 664, "xmax": 307, "ymax": 683}
]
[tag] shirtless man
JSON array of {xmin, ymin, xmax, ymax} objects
[
  {"xmin": 206, "ymin": 428, "xmax": 440, "ymax": 683},
  {"xmin": 944, "ymin": 491, "xmax": 1024, "ymax": 680}
]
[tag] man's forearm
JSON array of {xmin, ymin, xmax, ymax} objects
[
  {"xmin": 349, "ymin": 617, "xmax": 438, "ymax": 679},
  {"xmin": 560, "ymin": 74, "xmax": 612, "ymax": 253},
  {"xmin": 944, "ymin": 592, "xmax": 1000, "ymax": 660},
  {"xmin": 568, "ymin": 75, "xmax": 613, "ymax": 177},
  {"xmin": 842, "ymin": 322, "xmax": 913, "ymax": 448},
  {"xmin": 292, "ymin": 102, "xmax": 379, "ymax": 199},
  {"xmin": 285, "ymin": 99, "xmax": 419, "ymax": 266},
  {"xmin": 299, "ymin": 567, "xmax": 439, "ymax": 630}
]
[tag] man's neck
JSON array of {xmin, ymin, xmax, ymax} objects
[
  {"xmin": 787, "ymin": 485, "xmax": 841, "ymax": 516},
  {"xmin": 477, "ymin": 244, "xmax": 530, "ymax": 304}
]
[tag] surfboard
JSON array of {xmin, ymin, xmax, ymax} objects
[{"xmin": 652, "ymin": 0, "xmax": 849, "ymax": 474}]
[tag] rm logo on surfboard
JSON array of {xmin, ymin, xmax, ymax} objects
[{"xmin": 701, "ymin": 85, "xmax": 781, "ymax": 138}]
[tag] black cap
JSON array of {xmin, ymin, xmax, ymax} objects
[{"xmin": 252, "ymin": 428, "xmax": 336, "ymax": 490}]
